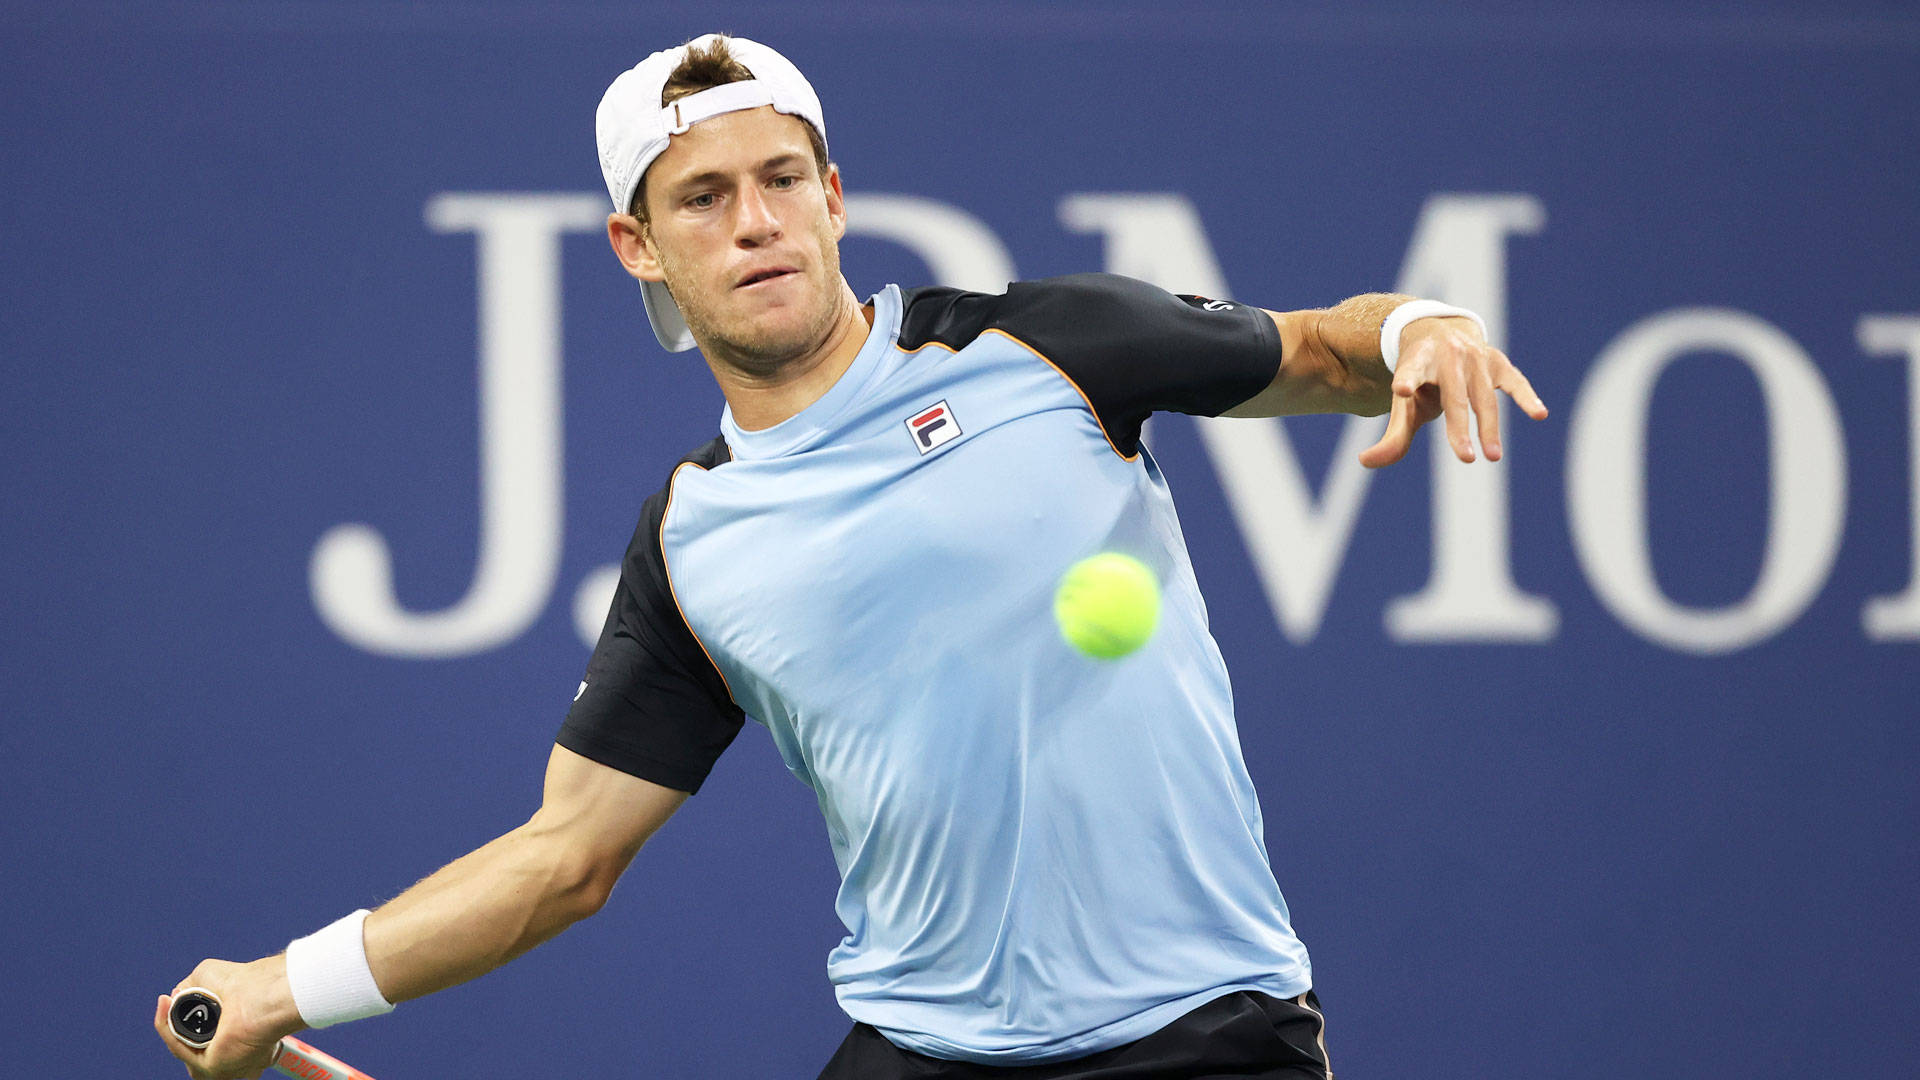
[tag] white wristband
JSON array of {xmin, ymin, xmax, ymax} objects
[
  {"xmin": 284, "ymin": 909, "xmax": 394, "ymax": 1029},
  {"xmin": 1379, "ymin": 300, "xmax": 1487, "ymax": 373}
]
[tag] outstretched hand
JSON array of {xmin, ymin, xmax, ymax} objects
[{"xmin": 1358, "ymin": 316, "xmax": 1548, "ymax": 468}]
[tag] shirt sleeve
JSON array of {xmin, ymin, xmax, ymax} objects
[
  {"xmin": 557, "ymin": 458, "xmax": 745, "ymax": 795},
  {"xmin": 899, "ymin": 273, "xmax": 1283, "ymax": 457}
]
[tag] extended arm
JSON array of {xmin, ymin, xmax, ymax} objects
[
  {"xmin": 155, "ymin": 745, "xmax": 686, "ymax": 1080},
  {"xmin": 1223, "ymin": 292, "xmax": 1549, "ymax": 467}
]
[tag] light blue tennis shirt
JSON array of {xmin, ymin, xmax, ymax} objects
[{"xmin": 561, "ymin": 274, "xmax": 1312, "ymax": 1064}]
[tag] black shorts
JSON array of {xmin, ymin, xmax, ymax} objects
[{"xmin": 817, "ymin": 989, "xmax": 1333, "ymax": 1079}]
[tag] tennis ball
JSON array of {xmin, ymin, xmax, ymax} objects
[{"xmin": 1054, "ymin": 552, "xmax": 1161, "ymax": 659}]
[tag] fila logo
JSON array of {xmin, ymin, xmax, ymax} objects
[
  {"xmin": 1201, "ymin": 299, "xmax": 1234, "ymax": 311},
  {"xmin": 906, "ymin": 400, "xmax": 962, "ymax": 454}
]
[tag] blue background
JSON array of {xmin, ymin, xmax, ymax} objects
[{"xmin": 3, "ymin": 2, "xmax": 1916, "ymax": 1077}]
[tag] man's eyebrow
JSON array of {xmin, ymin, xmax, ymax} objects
[{"xmin": 665, "ymin": 154, "xmax": 809, "ymax": 193}]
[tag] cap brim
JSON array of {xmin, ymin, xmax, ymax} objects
[{"xmin": 641, "ymin": 279, "xmax": 698, "ymax": 352}]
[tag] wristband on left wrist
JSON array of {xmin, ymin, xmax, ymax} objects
[{"xmin": 1379, "ymin": 300, "xmax": 1487, "ymax": 372}]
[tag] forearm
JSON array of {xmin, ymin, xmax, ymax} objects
[
  {"xmin": 179, "ymin": 819, "xmax": 611, "ymax": 1061},
  {"xmin": 1304, "ymin": 292, "xmax": 1410, "ymax": 416},
  {"xmin": 1226, "ymin": 293, "xmax": 1409, "ymax": 418},
  {"xmin": 160, "ymin": 747, "xmax": 681, "ymax": 1078},
  {"xmin": 1298, "ymin": 292, "xmax": 1497, "ymax": 417},
  {"xmin": 1318, "ymin": 293, "xmax": 1409, "ymax": 364},
  {"xmin": 363, "ymin": 817, "xmax": 613, "ymax": 1004}
]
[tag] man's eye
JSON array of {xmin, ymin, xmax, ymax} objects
[
  {"xmin": 687, "ymin": 193, "xmax": 717, "ymax": 209},
  {"xmin": 771, "ymin": 176, "xmax": 799, "ymax": 189}
]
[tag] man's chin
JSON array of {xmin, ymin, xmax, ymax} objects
[
  {"xmin": 704, "ymin": 318, "xmax": 829, "ymax": 368},
  {"xmin": 703, "ymin": 297, "xmax": 836, "ymax": 355}
]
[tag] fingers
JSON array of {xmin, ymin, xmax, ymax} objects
[
  {"xmin": 160, "ymin": 974, "xmax": 229, "ymax": 1079},
  {"xmin": 1468, "ymin": 352, "xmax": 1503, "ymax": 461},
  {"xmin": 156, "ymin": 993, "xmax": 186, "ymax": 1056},
  {"xmin": 1389, "ymin": 344, "xmax": 1427, "ymax": 401},
  {"xmin": 1382, "ymin": 337, "xmax": 1477, "ymax": 464},
  {"xmin": 1439, "ymin": 354, "xmax": 1475, "ymax": 463},
  {"xmin": 1499, "ymin": 358, "xmax": 1550, "ymax": 420},
  {"xmin": 1368, "ymin": 326, "xmax": 1553, "ymax": 468},
  {"xmin": 157, "ymin": 992, "xmax": 199, "ymax": 1068},
  {"xmin": 159, "ymin": 961, "xmax": 287, "ymax": 1080},
  {"xmin": 1359, "ymin": 393, "xmax": 1418, "ymax": 469},
  {"xmin": 158, "ymin": 992, "xmax": 210, "ymax": 1078}
]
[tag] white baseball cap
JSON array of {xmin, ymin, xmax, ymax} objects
[{"xmin": 596, "ymin": 34, "xmax": 829, "ymax": 353}]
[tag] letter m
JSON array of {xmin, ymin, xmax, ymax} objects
[{"xmin": 1058, "ymin": 193, "xmax": 1557, "ymax": 642}]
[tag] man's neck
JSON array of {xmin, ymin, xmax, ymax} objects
[{"xmin": 707, "ymin": 282, "xmax": 876, "ymax": 432}]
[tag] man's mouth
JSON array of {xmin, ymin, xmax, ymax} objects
[{"xmin": 736, "ymin": 266, "xmax": 799, "ymax": 289}]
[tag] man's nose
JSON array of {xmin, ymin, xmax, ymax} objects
[{"xmin": 734, "ymin": 185, "xmax": 781, "ymax": 246}]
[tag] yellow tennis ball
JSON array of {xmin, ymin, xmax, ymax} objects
[{"xmin": 1054, "ymin": 553, "xmax": 1161, "ymax": 659}]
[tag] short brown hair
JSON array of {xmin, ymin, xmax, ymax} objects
[{"xmin": 628, "ymin": 35, "xmax": 831, "ymax": 221}]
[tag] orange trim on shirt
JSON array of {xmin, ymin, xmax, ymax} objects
[
  {"xmin": 659, "ymin": 460, "xmax": 740, "ymax": 706},
  {"xmin": 898, "ymin": 338, "xmax": 956, "ymax": 358},
  {"xmin": 980, "ymin": 328, "xmax": 1138, "ymax": 462},
  {"xmin": 897, "ymin": 329, "xmax": 1137, "ymax": 462}
]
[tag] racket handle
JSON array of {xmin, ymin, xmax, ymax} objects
[
  {"xmin": 168, "ymin": 988, "xmax": 222, "ymax": 1048},
  {"xmin": 167, "ymin": 988, "xmax": 380, "ymax": 1079}
]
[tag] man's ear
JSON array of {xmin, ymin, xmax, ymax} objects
[
  {"xmin": 607, "ymin": 214, "xmax": 665, "ymax": 283},
  {"xmin": 824, "ymin": 164, "xmax": 846, "ymax": 242}
]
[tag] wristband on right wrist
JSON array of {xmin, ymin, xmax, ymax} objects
[{"xmin": 284, "ymin": 909, "xmax": 394, "ymax": 1029}]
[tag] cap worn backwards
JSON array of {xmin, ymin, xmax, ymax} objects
[{"xmin": 596, "ymin": 34, "xmax": 828, "ymax": 353}]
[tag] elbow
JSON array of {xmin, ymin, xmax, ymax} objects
[
  {"xmin": 554, "ymin": 850, "xmax": 625, "ymax": 922},
  {"xmin": 510, "ymin": 821, "xmax": 632, "ymax": 928},
  {"xmin": 574, "ymin": 862, "xmax": 621, "ymax": 919}
]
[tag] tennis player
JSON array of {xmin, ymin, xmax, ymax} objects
[{"xmin": 157, "ymin": 33, "xmax": 1546, "ymax": 1080}]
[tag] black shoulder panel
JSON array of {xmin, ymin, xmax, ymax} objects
[
  {"xmin": 898, "ymin": 274, "xmax": 1281, "ymax": 456},
  {"xmin": 681, "ymin": 435, "xmax": 732, "ymax": 471},
  {"xmin": 556, "ymin": 438, "xmax": 744, "ymax": 794}
]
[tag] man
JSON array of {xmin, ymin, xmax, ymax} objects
[{"xmin": 157, "ymin": 33, "xmax": 1546, "ymax": 1080}]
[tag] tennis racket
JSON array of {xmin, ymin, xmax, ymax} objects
[{"xmin": 168, "ymin": 989, "xmax": 378, "ymax": 1080}]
